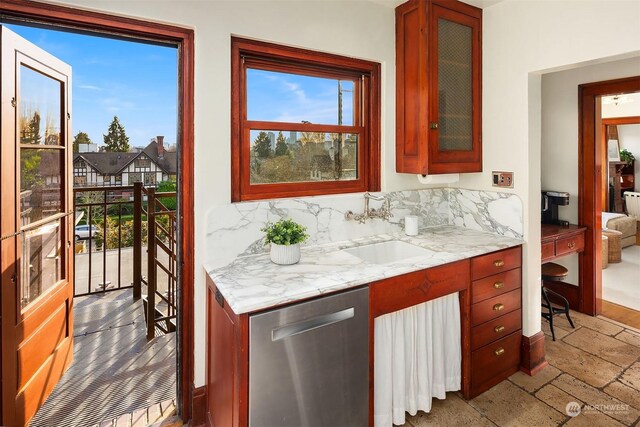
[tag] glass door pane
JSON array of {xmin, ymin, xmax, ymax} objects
[
  {"xmin": 19, "ymin": 64, "xmax": 63, "ymax": 146},
  {"xmin": 18, "ymin": 63, "xmax": 66, "ymax": 310},
  {"xmin": 437, "ymin": 18, "xmax": 473, "ymax": 152},
  {"xmin": 20, "ymin": 220, "xmax": 64, "ymax": 309}
]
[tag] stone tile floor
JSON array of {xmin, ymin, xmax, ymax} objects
[{"xmin": 404, "ymin": 312, "xmax": 640, "ymax": 426}]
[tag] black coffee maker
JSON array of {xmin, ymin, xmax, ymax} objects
[{"xmin": 541, "ymin": 191, "xmax": 570, "ymax": 226}]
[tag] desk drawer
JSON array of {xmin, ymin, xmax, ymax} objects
[
  {"xmin": 472, "ymin": 246, "xmax": 522, "ymax": 280},
  {"xmin": 471, "ymin": 309, "xmax": 521, "ymax": 350},
  {"xmin": 472, "ymin": 289, "xmax": 521, "ymax": 326},
  {"xmin": 472, "ymin": 268, "xmax": 521, "ymax": 304},
  {"xmin": 541, "ymin": 241, "xmax": 555, "ymax": 261},
  {"xmin": 471, "ymin": 331, "xmax": 521, "ymax": 392},
  {"xmin": 555, "ymin": 233, "xmax": 585, "ymax": 257}
]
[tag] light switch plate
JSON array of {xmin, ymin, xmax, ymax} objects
[{"xmin": 492, "ymin": 171, "xmax": 514, "ymax": 188}]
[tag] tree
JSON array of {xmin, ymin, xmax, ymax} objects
[
  {"xmin": 20, "ymin": 110, "xmax": 42, "ymax": 145},
  {"xmin": 157, "ymin": 180, "xmax": 177, "ymax": 211},
  {"xmin": 300, "ymin": 131, "xmax": 325, "ymax": 145},
  {"xmin": 103, "ymin": 116, "xmax": 130, "ymax": 152},
  {"xmin": 253, "ymin": 131, "xmax": 272, "ymax": 159},
  {"xmin": 73, "ymin": 131, "xmax": 92, "ymax": 153},
  {"xmin": 274, "ymin": 131, "xmax": 289, "ymax": 157}
]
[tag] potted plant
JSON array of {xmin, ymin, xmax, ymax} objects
[
  {"xmin": 262, "ymin": 219, "xmax": 309, "ymax": 265},
  {"xmin": 620, "ymin": 148, "xmax": 635, "ymax": 164}
]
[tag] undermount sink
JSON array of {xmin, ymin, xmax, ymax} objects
[{"xmin": 342, "ymin": 240, "xmax": 431, "ymax": 265}]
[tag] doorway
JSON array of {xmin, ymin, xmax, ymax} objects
[
  {"xmin": 0, "ymin": 1, "xmax": 194, "ymax": 426},
  {"xmin": 578, "ymin": 76, "xmax": 640, "ymax": 321}
]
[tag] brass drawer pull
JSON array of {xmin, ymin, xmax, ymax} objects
[
  {"xmin": 495, "ymin": 347, "xmax": 505, "ymax": 356},
  {"xmin": 493, "ymin": 259, "xmax": 505, "ymax": 267},
  {"xmin": 494, "ymin": 325, "xmax": 505, "ymax": 333},
  {"xmin": 494, "ymin": 281, "xmax": 504, "ymax": 289},
  {"xmin": 493, "ymin": 303, "xmax": 504, "ymax": 311},
  {"xmin": 568, "ymin": 242, "xmax": 576, "ymax": 249}
]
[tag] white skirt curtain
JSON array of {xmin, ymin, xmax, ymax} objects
[{"xmin": 374, "ymin": 292, "xmax": 461, "ymax": 427}]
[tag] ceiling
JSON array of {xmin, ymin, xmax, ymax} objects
[{"xmin": 369, "ymin": 0, "xmax": 504, "ymax": 9}]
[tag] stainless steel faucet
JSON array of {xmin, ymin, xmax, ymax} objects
[{"xmin": 345, "ymin": 192, "xmax": 392, "ymax": 223}]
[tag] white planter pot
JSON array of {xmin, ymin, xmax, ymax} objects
[{"xmin": 270, "ymin": 243, "xmax": 301, "ymax": 265}]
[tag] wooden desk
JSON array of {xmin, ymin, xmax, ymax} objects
[{"xmin": 541, "ymin": 224, "xmax": 587, "ymax": 310}]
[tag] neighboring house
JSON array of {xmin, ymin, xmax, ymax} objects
[
  {"xmin": 73, "ymin": 136, "xmax": 177, "ymax": 187},
  {"xmin": 78, "ymin": 142, "xmax": 98, "ymax": 153}
]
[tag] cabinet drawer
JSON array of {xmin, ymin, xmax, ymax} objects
[
  {"xmin": 471, "ymin": 309, "xmax": 521, "ymax": 351},
  {"xmin": 370, "ymin": 259, "xmax": 469, "ymax": 317},
  {"xmin": 472, "ymin": 331, "xmax": 521, "ymax": 390},
  {"xmin": 541, "ymin": 241, "xmax": 555, "ymax": 261},
  {"xmin": 472, "ymin": 268, "xmax": 521, "ymax": 304},
  {"xmin": 555, "ymin": 233, "xmax": 585, "ymax": 257},
  {"xmin": 472, "ymin": 246, "xmax": 522, "ymax": 280},
  {"xmin": 471, "ymin": 289, "xmax": 521, "ymax": 326}
]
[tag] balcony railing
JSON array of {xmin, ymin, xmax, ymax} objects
[
  {"xmin": 73, "ymin": 185, "xmax": 136, "ymax": 296},
  {"xmin": 73, "ymin": 183, "xmax": 178, "ymax": 340}
]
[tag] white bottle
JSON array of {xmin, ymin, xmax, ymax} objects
[{"xmin": 405, "ymin": 215, "xmax": 419, "ymax": 236}]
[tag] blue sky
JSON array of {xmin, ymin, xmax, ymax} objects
[
  {"xmin": 247, "ymin": 69, "xmax": 354, "ymax": 126},
  {"xmin": 6, "ymin": 23, "xmax": 177, "ymax": 149}
]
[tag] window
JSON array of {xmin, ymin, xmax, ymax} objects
[
  {"xmin": 231, "ymin": 37, "xmax": 380, "ymax": 201},
  {"xmin": 129, "ymin": 172, "xmax": 142, "ymax": 184},
  {"xmin": 144, "ymin": 173, "xmax": 156, "ymax": 186},
  {"xmin": 74, "ymin": 159, "xmax": 87, "ymax": 176},
  {"xmin": 135, "ymin": 157, "xmax": 151, "ymax": 169}
]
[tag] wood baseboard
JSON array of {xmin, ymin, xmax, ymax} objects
[
  {"xmin": 192, "ymin": 386, "xmax": 206, "ymax": 427},
  {"xmin": 520, "ymin": 331, "xmax": 548, "ymax": 376}
]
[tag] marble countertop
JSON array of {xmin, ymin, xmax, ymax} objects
[{"xmin": 206, "ymin": 225, "xmax": 523, "ymax": 315}]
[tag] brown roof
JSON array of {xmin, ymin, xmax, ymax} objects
[
  {"xmin": 74, "ymin": 152, "xmax": 138, "ymax": 174},
  {"xmin": 73, "ymin": 139, "xmax": 177, "ymax": 175},
  {"xmin": 143, "ymin": 141, "xmax": 177, "ymax": 174}
]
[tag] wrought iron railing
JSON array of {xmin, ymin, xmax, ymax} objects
[
  {"xmin": 73, "ymin": 185, "xmax": 136, "ymax": 296},
  {"xmin": 133, "ymin": 182, "xmax": 178, "ymax": 340}
]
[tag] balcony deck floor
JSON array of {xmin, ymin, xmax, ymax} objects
[{"xmin": 30, "ymin": 289, "xmax": 176, "ymax": 427}]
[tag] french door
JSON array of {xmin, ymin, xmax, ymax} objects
[{"xmin": 1, "ymin": 26, "xmax": 74, "ymax": 426}]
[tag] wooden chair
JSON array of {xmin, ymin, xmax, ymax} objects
[{"xmin": 541, "ymin": 262, "xmax": 575, "ymax": 341}]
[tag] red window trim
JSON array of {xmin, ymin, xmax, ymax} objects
[{"xmin": 231, "ymin": 36, "xmax": 381, "ymax": 202}]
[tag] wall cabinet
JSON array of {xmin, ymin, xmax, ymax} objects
[{"xmin": 396, "ymin": 0, "xmax": 482, "ymax": 175}]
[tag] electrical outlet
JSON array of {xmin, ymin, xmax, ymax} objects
[{"xmin": 492, "ymin": 171, "xmax": 514, "ymax": 188}]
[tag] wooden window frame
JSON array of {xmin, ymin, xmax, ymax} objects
[{"xmin": 231, "ymin": 37, "xmax": 381, "ymax": 202}]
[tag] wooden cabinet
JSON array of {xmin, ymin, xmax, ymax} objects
[
  {"xmin": 541, "ymin": 224, "xmax": 586, "ymax": 263},
  {"xmin": 206, "ymin": 277, "xmax": 248, "ymax": 427},
  {"xmin": 470, "ymin": 246, "xmax": 522, "ymax": 397},
  {"xmin": 609, "ymin": 160, "xmax": 635, "ymax": 213},
  {"xmin": 206, "ymin": 245, "xmax": 524, "ymax": 425},
  {"xmin": 396, "ymin": 0, "xmax": 482, "ymax": 175}
]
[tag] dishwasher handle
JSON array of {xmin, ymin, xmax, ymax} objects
[{"xmin": 272, "ymin": 307, "xmax": 355, "ymax": 341}]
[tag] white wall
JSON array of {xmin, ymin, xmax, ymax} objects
[
  {"xmin": 48, "ymin": 0, "xmax": 640, "ymax": 387},
  {"xmin": 540, "ymin": 58, "xmax": 640, "ymax": 283},
  {"xmin": 619, "ymin": 124, "xmax": 640, "ymax": 179}
]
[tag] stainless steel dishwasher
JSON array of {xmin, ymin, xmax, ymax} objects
[{"xmin": 249, "ymin": 287, "xmax": 369, "ymax": 427}]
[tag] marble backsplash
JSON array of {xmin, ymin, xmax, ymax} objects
[{"xmin": 205, "ymin": 188, "xmax": 522, "ymax": 268}]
